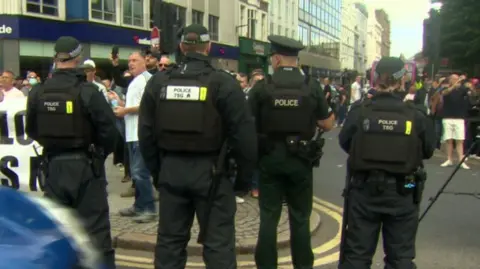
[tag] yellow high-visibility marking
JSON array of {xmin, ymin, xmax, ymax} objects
[
  {"xmin": 66, "ymin": 101, "xmax": 73, "ymax": 114},
  {"xmin": 199, "ymin": 87, "xmax": 207, "ymax": 101}
]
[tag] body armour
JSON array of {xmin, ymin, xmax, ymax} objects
[
  {"xmin": 155, "ymin": 68, "xmax": 223, "ymax": 153},
  {"xmin": 349, "ymin": 99, "xmax": 421, "ymax": 175},
  {"xmin": 36, "ymin": 80, "xmax": 92, "ymax": 149},
  {"xmin": 259, "ymin": 77, "xmax": 316, "ymax": 139}
]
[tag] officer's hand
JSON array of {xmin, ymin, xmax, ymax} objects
[{"xmin": 113, "ymin": 106, "xmax": 127, "ymax": 118}]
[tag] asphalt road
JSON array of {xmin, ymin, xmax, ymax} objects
[{"xmin": 117, "ymin": 128, "xmax": 480, "ymax": 269}]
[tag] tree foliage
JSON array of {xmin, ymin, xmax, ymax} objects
[{"xmin": 440, "ymin": 0, "xmax": 480, "ymax": 70}]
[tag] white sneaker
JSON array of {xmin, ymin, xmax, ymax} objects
[
  {"xmin": 235, "ymin": 196, "xmax": 245, "ymax": 204},
  {"xmin": 461, "ymin": 163, "xmax": 470, "ymax": 170},
  {"xmin": 469, "ymin": 155, "xmax": 480, "ymax": 160},
  {"xmin": 441, "ymin": 160, "xmax": 453, "ymax": 167}
]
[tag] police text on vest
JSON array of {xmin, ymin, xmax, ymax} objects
[
  {"xmin": 377, "ymin": 119, "xmax": 397, "ymax": 131},
  {"xmin": 274, "ymin": 99, "xmax": 299, "ymax": 107},
  {"xmin": 44, "ymin": 101, "xmax": 60, "ymax": 112},
  {"xmin": 166, "ymin": 86, "xmax": 200, "ymax": 101}
]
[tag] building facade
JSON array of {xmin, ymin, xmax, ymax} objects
[
  {"xmin": 298, "ymin": 0, "xmax": 342, "ymax": 79},
  {"xmin": 161, "ymin": 0, "xmax": 240, "ymax": 71},
  {"xmin": 353, "ymin": 2, "xmax": 368, "ymax": 74},
  {"xmin": 268, "ymin": 0, "xmax": 298, "ymax": 40},
  {"xmin": 236, "ymin": 0, "xmax": 270, "ymax": 76},
  {"xmin": 340, "ymin": 0, "xmax": 356, "ymax": 70},
  {"xmin": 375, "ymin": 9, "xmax": 391, "ymax": 57},
  {"xmin": 366, "ymin": 7, "xmax": 383, "ymax": 68},
  {"xmin": 0, "ymin": 0, "xmax": 240, "ymax": 78}
]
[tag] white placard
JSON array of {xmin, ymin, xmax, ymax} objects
[{"xmin": 0, "ymin": 97, "xmax": 43, "ymax": 192}]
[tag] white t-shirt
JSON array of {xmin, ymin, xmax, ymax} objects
[
  {"xmin": 124, "ymin": 71, "xmax": 152, "ymax": 142},
  {"xmin": 350, "ymin": 82, "xmax": 361, "ymax": 103},
  {"xmin": 2, "ymin": 87, "xmax": 24, "ymax": 99}
]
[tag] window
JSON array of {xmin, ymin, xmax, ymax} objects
[
  {"xmin": 26, "ymin": 0, "xmax": 58, "ymax": 16},
  {"xmin": 208, "ymin": 15, "xmax": 219, "ymax": 41},
  {"xmin": 278, "ymin": 25, "xmax": 282, "ymax": 35},
  {"xmin": 192, "ymin": 10, "xmax": 204, "ymax": 25},
  {"xmin": 173, "ymin": 5, "xmax": 187, "ymax": 25},
  {"xmin": 270, "ymin": 22, "xmax": 274, "ymax": 34},
  {"xmin": 261, "ymin": 14, "xmax": 266, "ymax": 39},
  {"xmin": 240, "ymin": 5, "xmax": 246, "ymax": 26},
  {"xmin": 248, "ymin": 9, "xmax": 257, "ymax": 38},
  {"xmin": 123, "ymin": 0, "xmax": 144, "ymax": 27},
  {"xmin": 91, "ymin": 0, "xmax": 116, "ymax": 22}
]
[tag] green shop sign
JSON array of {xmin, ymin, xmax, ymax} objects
[{"xmin": 239, "ymin": 37, "xmax": 270, "ymax": 57}]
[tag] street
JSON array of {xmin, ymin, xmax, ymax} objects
[{"xmin": 115, "ymin": 128, "xmax": 480, "ymax": 269}]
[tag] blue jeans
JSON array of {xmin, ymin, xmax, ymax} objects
[{"xmin": 128, "ymin": 141, "xmax": 155, "ymax": 213}]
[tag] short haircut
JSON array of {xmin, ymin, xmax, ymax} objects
[
  {"xmin": 237, "ymin": 72, "xmax": 247, "ymax": 79},
  {"xmin": 2, "ymin": 70, "xmax": 15, "ymax": 78}
]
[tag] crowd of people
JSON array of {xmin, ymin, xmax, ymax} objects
[{"xmin": 344, "ymin": 73, "xmax": 480, "ymax": 169}]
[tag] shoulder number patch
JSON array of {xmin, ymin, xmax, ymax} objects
[{"xmin": 166, "ymin": 86, "xmax": 207, "ymax": 101}]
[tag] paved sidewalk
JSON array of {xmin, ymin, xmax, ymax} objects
[{"xmin": 105, "ymin": 158, "xmax": 322, "ymax": 255}]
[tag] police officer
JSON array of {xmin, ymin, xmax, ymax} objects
[
  {"xmin": 25, "ymin": 36, "xmax": 118, "ymax": 268},
  {"xmin": 138, "ymin": 24, "xmax": 257, "ymax": 269},
  {"xmin": 338, "ymin": 57, "xmax": 435, "ymax": 269},
  {"xmin": 248, "ymin": 35, "xmax": 335, "ymax": 269}
]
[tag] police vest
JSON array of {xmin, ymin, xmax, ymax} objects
[
  {"xmin": 35, "ymin": 80, "xmax": 93, "ymax": 149},
  {"xmin": 259, "ymin": 77, "xmax": 316, "ymax": 139},
  {"xmin": 154, "ymin": 68, "xmax": 223, "ymax": 153},
  {"xmin": 349, "ymin": 100, "xmax": 421, "ymax": 175}
]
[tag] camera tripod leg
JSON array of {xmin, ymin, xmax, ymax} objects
[{"xmin": 419, "ymin": 139, "xmax": 479, "ymax": 222}]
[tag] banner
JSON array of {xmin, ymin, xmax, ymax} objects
[{"xmin": 0, "ymin": 98, "xmax": 44, "ymax": 192}]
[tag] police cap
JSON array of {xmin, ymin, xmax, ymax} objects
[
  {"xmin": 181, "ymin": 24, "xmax": 210, "ymax": 44},
  {"xmin": 375, "ymin": 57, "xmax": 406, "ymax": 79},
  {"xmin": 54, "ymin": 36, "xmax": 83, "ymax": 62},
  {"xmin": 268, "ymin": 35, "xmax": 305, "ymax": 57}
]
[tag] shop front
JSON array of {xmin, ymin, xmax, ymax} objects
[
  {"xmin": 299, "ymin": 50, "xmax": 341, "ymax": 80},
  {"xmin": 0, "ymin": 15, "xmax": 150, "ymax": 78},
  {"xmin": 209, "ymin": 42, "xmax": 240, "ymax": 72},
  {"xmin": 238, "ymin": 37, "xmax": 270, "ymax": 77}
]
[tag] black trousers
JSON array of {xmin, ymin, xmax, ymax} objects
[
  {"xmin": 44, "ymin": 153, "xmax": 115, "ymax": 268},
  {"xmin": 339, "ymin": 176, "xmax": 419, "ymax": 269},
  {"xmin": 113, "ymin": 135, "xmax": 124, "ymax": 165},
  {"xmin": 154, "ymin": 155, "xmax": 236, "ymax": 269}
]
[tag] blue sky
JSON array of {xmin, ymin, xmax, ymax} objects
[{"xmin": 364, "ymin": 0, "xmax": 431, "ymax": 58}]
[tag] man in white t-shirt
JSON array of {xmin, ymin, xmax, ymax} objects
[
  {"xmin": 109, "ymin": 51, "xmax": 156, "ymax": 223},
  {"xmin": 350, "ymin": 76, "xmax": 362, "ymax": 105},
  {"xmin": 1, "ymin": 70, "xmax": 25, "ymax": 100}
]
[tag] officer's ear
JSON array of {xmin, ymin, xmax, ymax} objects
[
  {"xmin": 206, "ymin": 42, "xmax": 211, "ymax": 55},
  {"xmin": 179, "ymin": 43, "xmax": 186, "ymax": 55}
]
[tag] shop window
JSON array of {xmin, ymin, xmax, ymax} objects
[
  {"xmin": 192, "ymin": 10, "xmax": 204, "ymax": 25},
  {"xmin": 26, "ymin": 0, "xmax": 58, "ymax": 16},
  {"xmin": 123, "ymin": 0, "xmax": 144, "ymax": 27},
  {"xmin": 91, "ymin": 0, "xmax": 116, "ymax": 22},
  {"xmin": 208, "ymin": 15, "xmax": 219, "ymax": 41}
]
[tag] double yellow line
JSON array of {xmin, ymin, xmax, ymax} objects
[{"xmin": 115, "ymin": 197, "xmax": 344, "ymax": 268}]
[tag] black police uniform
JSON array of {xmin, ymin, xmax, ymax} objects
[
  {"xmin": 25, "ymin": 36, "xmax": 118, "ymax": 268},
  {"xmin": 138, "ymin": 24, "xmax": 257, "ymax": 269},
  {"xmin": 248, "ymin": 35, "xmax": 332, "ymax": 269},
  {"xmin": 338, "ymin": 57, "xmax": 436, "ymax": 269}
]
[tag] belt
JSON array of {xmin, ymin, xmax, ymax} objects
[{"xmin": 50, "ymin": 152, "xmax": 89, "ymax": 161}]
